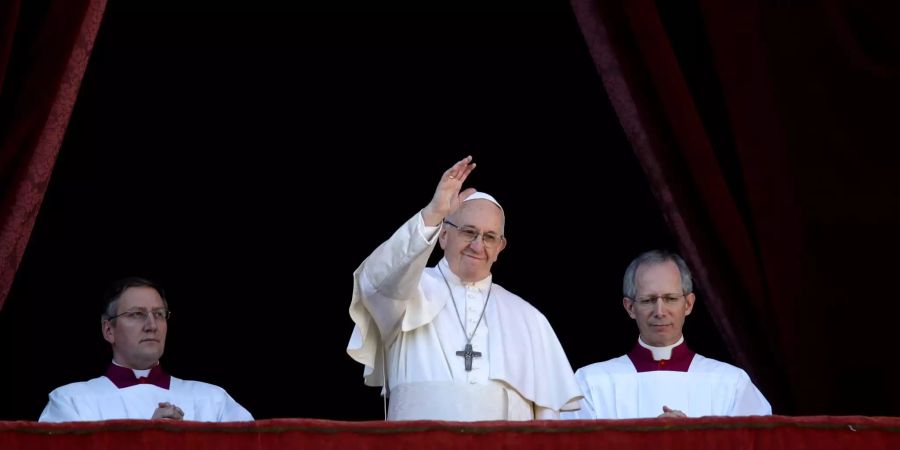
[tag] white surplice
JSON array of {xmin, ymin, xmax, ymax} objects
[
  {"xmin": 39, "ymin": 376, "xmax": 253, "ymax": 422},
  {"xmin": 562, "ymin": 341, "xmax": 771, "ymax": 419}
]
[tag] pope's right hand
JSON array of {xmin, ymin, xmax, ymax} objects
[{"xmin": 421, "ymin": 155, "xmax": 477, "ymax": 226}]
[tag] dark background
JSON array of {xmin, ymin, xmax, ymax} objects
[{"xmin": 0, "ymin": 1, "xmax": 734, "ymax": 420}]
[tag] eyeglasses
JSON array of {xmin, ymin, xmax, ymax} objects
[
  {"xmin": 630, "ymin": 294, "xmax": 686, "ymax": 309},
  {"xmin": 106, "ymin": 309, "xmax": 171, "ymax": 323},
  {"xmin": 443, "ymin": 220, "xmax": 504, "ymax": 248}
]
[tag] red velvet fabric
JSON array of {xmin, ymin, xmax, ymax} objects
[
  {"xmin": 0, "ymin": 0, "xmax": 107, "ymax": 309},
  {"xmin": 571, "ymin": 0, "xmax": 900, "ymax": 415},
  {"xmin": 2, "ymin": 416, "xmax": 899, "ymax": 450}
]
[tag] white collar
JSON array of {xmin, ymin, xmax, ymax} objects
[
  {"xmin": 438, "ymin": 258, "xmax": 493, "ymax": 289},
  {"xmin": 112, "ymin": 359, "xmax": 152, "ymax": 378},
  {"xmin": 638, "ymin": 336, "xmax": 684, "ymax": 361}
]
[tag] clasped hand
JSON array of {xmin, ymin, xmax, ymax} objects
[
  {"xmin": 658, "ymin": 405, "xmax": 687, "ymax": 418},
  {"xmin": 152, "ymin": 402, "xmax": 184, "ymax": 420}
]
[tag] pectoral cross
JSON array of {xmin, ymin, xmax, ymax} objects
[{"xmin": 456, "ymin": 343, "xmax": 482, "ymax": 371}]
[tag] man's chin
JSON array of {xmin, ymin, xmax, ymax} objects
[
  {"xmin": 644, "ymin": 333, "xmax": 676, "ymax": 347},
  {"xmin": 139, "ymin": 349, "xmax": 164, "ymax": 362}
]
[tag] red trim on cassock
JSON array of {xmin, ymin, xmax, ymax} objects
[
  {"xmin": 104, "ymin": 363, "xmax": 171, "ymax": 390},
  {"xmin": 627, "ymin": 340, "xmax": 695, "ymax": 372}
]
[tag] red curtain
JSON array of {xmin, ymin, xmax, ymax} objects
[
  {"xmin": 3, "ymin": 416, "xmax": 900, "ymax": 450},
  {"xmin": 571, "ymin": 0, "xmax": 900, "ymax": 415},
  {"xmin": 0, "ymin": 0, "xmax": 107, "ymax": 309}
]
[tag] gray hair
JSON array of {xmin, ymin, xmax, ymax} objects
[{"xmin": 623, "ymin": 250, "xmax": 693, "ymax": 298}]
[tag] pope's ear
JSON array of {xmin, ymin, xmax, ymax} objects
[{"xmin": 439, "ymin": 228, "xmax": 448, "ymax": 249}]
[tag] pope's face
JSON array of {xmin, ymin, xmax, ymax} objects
[{"xmin": 439, "ymin": 199, "xmax": 506, "ymax": 282}]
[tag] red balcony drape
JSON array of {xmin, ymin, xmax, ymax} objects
[
  {"xmin": 0, "ymin": 0, "xmax": 107, "ymax": 309},
  {"xmin": 3, "ymin": 416, "xmax": 900, "ymax": 450}
]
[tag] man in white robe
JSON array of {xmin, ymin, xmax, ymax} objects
[
  {"xmin": 347, "ymin": 156, "xmax": 582, "ymax": 421},
  {"xmin": 562, "ymin": 250, "xmax": 771, "ymax": 419},
  {"xmin": 39, "ymin": 277, "xmax": 252, "ymax": 422}
]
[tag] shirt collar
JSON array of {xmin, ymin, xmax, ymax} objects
[
  {"xmin": 627, "ymin": 337, "xmax": 695, "ymax": 372},
  {"xmin": 638, "ymin": 335, "xmax": 684, "ymax": 360},
  {"xmin": 438, "ymin": 258, "xmax": 493, "ymax": 289},
  {"xmin": 105, "ymin": 361, "xmax": 171, "ymax": 389}
]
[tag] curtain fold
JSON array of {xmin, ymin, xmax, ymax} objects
[
  {"xmin": 571, "ymin": 0, "xmax": 900, "ymax": 414},
  {"xmin": 569, "ymin": 0, "xmax": 792, "ymax": 411},
  {"xmin": 0, "ymin": 0, "xmax": 107, "ymax": 309}
]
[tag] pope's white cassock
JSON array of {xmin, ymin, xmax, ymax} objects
[
  {"xmin": 39, "ymin": 364, "xmax": 253, "ymax": 422},
  {"xmin": 347, "ymin": 213, "xmax": 582, "ymax": 420},
  {"xmin": 562, "ymin": 337, "xmax": 771, "ymax": 419}
]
